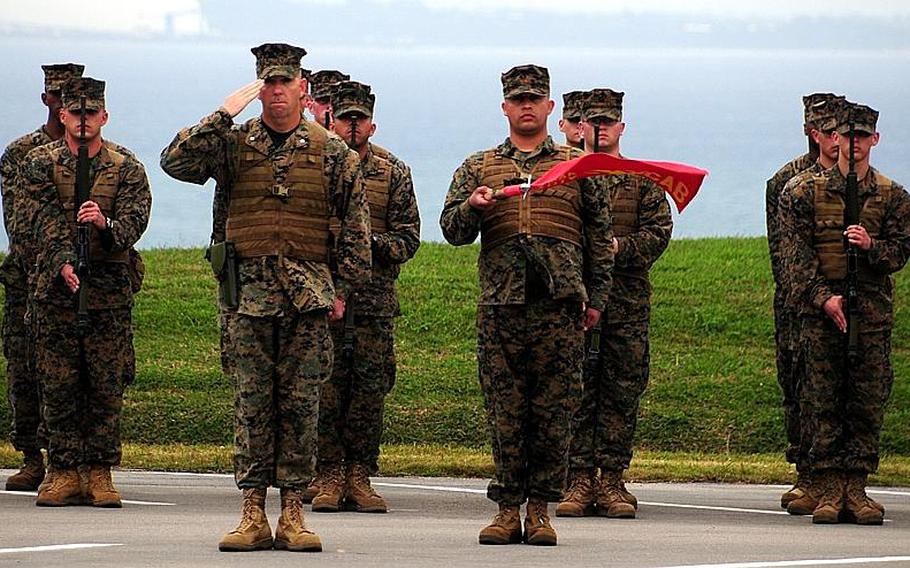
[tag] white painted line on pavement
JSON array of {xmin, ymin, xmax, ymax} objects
[
  {"xmin": 868, "ymin": 489, "xmax": 910, "ymax": 497},
  {"xmin": 638, "ymin": 500, "xmax": 789, "ymax": 516},
  {"xmin": 652, "ymin": 555, "xmax": 910, "ymax": 568},
  {"xmin": 374, "ymin": 482, "xmax": 486, "ymax": 495},
  {"xmin": 0, "ymin": 490, "xmax": 175, "ymax": 506},
  {"xmin": 0, "ymin": 543, "xmax": 123, "ymax": 555}
]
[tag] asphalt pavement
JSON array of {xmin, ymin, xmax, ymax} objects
[{"xmin": 2, "ymin": 469, "xmax": 910, "ymax": 567}]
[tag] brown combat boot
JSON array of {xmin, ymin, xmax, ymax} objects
[
  {"xmin": 274, "ymin": 489, "xmax": 322, "ymax": 552},
  {"xmin": 345, "ymin": 463, "xmax": 388, "ymax": 513},
  {"xmin": 555, "ymin": 470, "xmax": 596, "ymax": 517},
  {"xmin": 303, "ymin": 477, "xmax": 320, "ymax": 504},
  {"xmin": 596, "ymin": 470, "xmax": 636, "ymax": 518},
  {"xmin": 478, "ymin": 504, "xmax": 522, "ymax": 545},
  {"xmin": 811, "ymin": 471, "xmax": 845, "ymax": 524},
  {"xmin": 786, "ymin": 473, "xmax": 818, "ymax": 516},
  {"xmin": 781, "ymin": 472, "xmax": 810, "ymax": 509},
  {"xmin": 219, "ymin": 488, "xmax": 273, "ymax": 552},
  {"xmin": 35, "ymin": 468, "xmax": 83, "ymax": 506},
  {"xmin": 619, "ymin": 476, "xmax": 639, "ymax": 510},
  {"xmin": 524, "ymin": 498, "xmax": 557, "ymax": 546},
  {"xmin": 311, "ymin": 464, "xmax": 346, "ymax": 512},
  {"xmin": 843, "ymin": 473, "xmax": 884, "ymax": 525},
  {"xmin": 87, "ymin": 465, "xmax": 122, "ymax": 508},
  {"xmin": 5, "ymin": 451, "xmax": 45, "ymax": 491}
]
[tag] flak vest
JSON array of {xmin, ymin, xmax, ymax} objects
[
  {"xmin": 478, "ymin": 147, "xmax": 583, "ymax": 251},
  {"xmin": 812, "ymin": 171, "xmax": 893, "ymax": 283},
  {"xmin": 327, "ymin": 147, "xmax": 392, "ymax": 259},
  {"xmin": 53, "ymin": 146, "xmax": 129, "ymax": 264},
  {"xmin": 226, "ymin": 122, "xmax": 331, "ymax": 262}
]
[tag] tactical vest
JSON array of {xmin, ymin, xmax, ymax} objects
[
  {"xmin": 363, "ymin": 151, "xmax": 392, "ymax": 234},
  {"xmin": 226, "ymin": 122, "xmax": 331, "ymax": 262},
  {"xmin": 813, "ymin": 171, "xmax": 892, "ymax": 282},
  {"xmin": 53, "ymin": 146, "xmax": 129, "ymax": 263},
  {"xmin": 479, "ymin": 147, "xmax": 582, "ymax": 251},
  {"xmin": 610, "ymin": 177, "xmax": 641, "ymax": 238}
]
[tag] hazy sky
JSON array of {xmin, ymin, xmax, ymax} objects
[{"xmin": 2, "ymin": 0, "xmax": 909, "ymax": 38}]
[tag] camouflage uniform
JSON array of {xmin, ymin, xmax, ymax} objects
[
  {"xmin": 569, "ymin": 172, "xmax": 672, "ymax": 474},
  {"xmin": 160, "ymin": 69, "xmax": 370, "ymax": 490},
  {"xmin": 1, "ymin": 64, "xmax": 83, "ymax": 460},
  {"xmin": 440, "ymin": 67, "xmax": 613, "ymax": 505},
  {"xmin": 1, "ymin": 126, "xmax": 54, "ymax": 455},
  {"xmin": 24, "ymin": 83, "xmax": 150, "ymax": 471},
  {"xmin": 779, "ymin": 114, "xmax": 910, "ymax": 478},
  {"xmin": 765, "ymin": 93, "xmax": 842, "ymax": 469},
  {"xmin": 318, "ymin": 126, "xmax": 420, "ymax": 473}
]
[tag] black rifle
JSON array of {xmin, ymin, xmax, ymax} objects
[
  {"xmin": 844, "ymin": 116, "xmax": 860, "ymax": 365},
  {"xmin": 324, "ymin": 109, "xmax": 331, "ymax": 130},
  {"xmin": 341, "ymin": 117, "xmax": 358, "ymax": 364},
  {"xmin": 74, "ymin": 96, "xmax": 92, "ymax": 337},
  {"xmin": 587, "ymin": 121, "xmax": 603, "ymax": 369}
]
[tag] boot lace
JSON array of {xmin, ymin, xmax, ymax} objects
[{"xmin": 564, "ymin": 474, "xmax": 593, "ymax": 502}]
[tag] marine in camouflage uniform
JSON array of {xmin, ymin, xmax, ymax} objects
[
  {"xmin": 558, "ymin": 89, "xmax": 672, "ymax": 519},
  {"xmin": 440, "ymin": 65, "xmax": 613, "ymax": 546},
  {"xmin": 1, "ymin": 63, "xmax": 84, "ymax": 491},
  {"xmin": 160, "ymin": 43, "xmax": 370, "ymax": 553},
  {"xmin": 310, "ymin": 81, "xmax": 420, "ymax": 514},
  {"xmin": 779, "ymin": 102, "xmax": 910, "ymax": 525},
  {"xmin": 23, "ymin": 77, "xmax": 150, "ymax": 508},
  {"xmin": 306, "ymin": 70, "xmax": 350, "ymax": 130},
  {"xmin": 765, "ymin": 92, "xmax": 845, "ymax": 508},
  {"xmin": 557, "ymin": 91, "xmax": 585, "ymax": 151}
]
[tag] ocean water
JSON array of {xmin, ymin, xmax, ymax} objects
[{"xmin": 2, "ymin": 37, "xmax": 908, "ymax": 249}]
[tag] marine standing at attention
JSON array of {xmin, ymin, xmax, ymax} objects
[{"xmin": 440, "ymin": 64, "xmax": 613, "ymax": 547}]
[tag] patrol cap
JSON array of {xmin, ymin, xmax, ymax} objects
[
  {"xmin": 331, "ymin": 80, "xmax": 375, "ymax": 118},
  {"xmin": 561, "ymin": 91, "xmax": 585, "ymax": 122},
  {"xmin": 41, "ymin": 63, "xmax": 84, "ymax": 93},
  {"xmin": 61, "ymin": 77, "xmax": 105, "ymax": 111},
  {"xmin": 310, "ymin": 70, "xmax": 350, "ymax": 101},
  {"xmin": 810, "ymin": 96, "xmax": 845, "ymax": 132},
  {"xmin": 301, "ymin": 67, "xmax": 313, "ymax": 86},
  {"xmin": 581, "ymin": 88, "xmax": 624, "ymax": 122},
  {"xmin": 501, "ymin": 64, "xmax": 549, "ymax": 99},
  {"xmin": 802, "ymin": 92, "xmax": 839, "ymax": 126},
  {"xmin": 251, "ymin": 43, "xmax": 307, "ymax": 80},
  {"xmin": 836, "ymin": 101, "xmax": 879, "ymax": 136}
]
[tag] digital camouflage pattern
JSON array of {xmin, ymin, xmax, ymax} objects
[
  {"xmin": 61, "ymin": 77, "xmax": 105, "ymax": 111},
  {"xmin": 441, "ymin": 135, "xmax": 612, "ymax": 505},
  {"xmin": 223, "ymin": 310, "xmax": 331, "ymax": 488},
  {"xmin": 569, "ymin": 319, "xmax": 650, "ymax": 473},
  {"xmin": 501, "ymin": 64, "xmax": 549, "ymax": 98},
  {"xmin": 310, "ymin": 70, "xmax": 350, "ymax": 101},
  {"xmin": 776, "ymin": 160, "xmax": 826, "ymax": 468},
  {"xmin": 440, "ymin": 136, "xmax": 613, "ymax": 310},
  {"xmin": 251, "ymin": 42, "xmax": 307, "ymax": 80},
  {"xmin": 24, "ymin": 139, "xmax": 150, "ymax": 310},
  {"xmin": 568, "ymin": 173, "xmax": 671, "ymax": 474},
  {"xmin": 318, "ymin": 317, "xmax": 396, "ymax": 473},
  {"xmin": 477, "ymin": 299, "xmax": 585, "ymax": 504},
  {"xmin": 581, "ymin": 88, "xmax": 624, "ymax": 123},
  {"xmin": 836, "ymin": 102, "xmax": 878, "ymax": 135},
  {"xmin": 32, "ymin": 307, "xmax": 134, "ymax": 469},
  {"xmin": 160, "ymin": 109, "xmax": 371, "ymax": 309},
  {"xmin": 160, "ymin": 109, "xmax": 371, "ymax": 489},
  {"xmin": 561, "ymin": 91, "xmax": 584, "ymax": 122},
  {"xmin": 23, "ymin": 137, "xmax": 149, "ymax": 470},
  {"xmin": 765, "ymin": 151, "xmax": 818, "ymax": 465},
  {"xmin": 1, "ymin": 126, "xmax": 53, "ymax": 453},
  {"xmin": 318, "ymin": 142, "xmax": 419, "ymax": 473},
  {"xmin": 331, "ymin": 80, "xmax": 375, "ymax": 118},
  {"xmin": 40, "ymin": 63, "xmax": 84, "ymax": 92},
  {"xmin": 779, "ymin": 166, "xmax": 910, "ymax": 474}
]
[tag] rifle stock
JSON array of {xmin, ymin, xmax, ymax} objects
[{"xmin": 74, "ymin": 96, "xmax": 92, "ymax": 337}]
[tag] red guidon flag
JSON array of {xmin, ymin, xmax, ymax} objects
[{"xmin": 494, "ymin": 153, "xmax": 708, "ymax": 212}]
